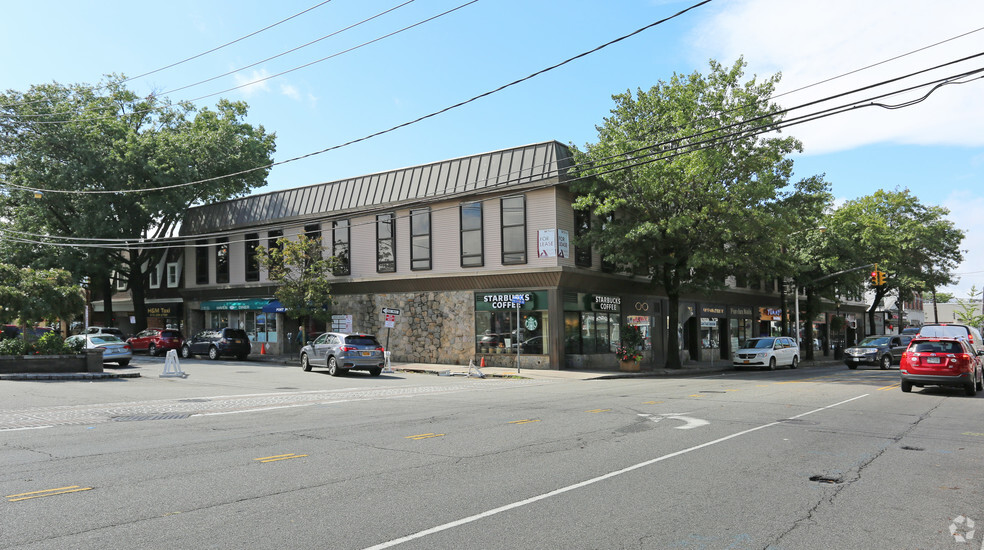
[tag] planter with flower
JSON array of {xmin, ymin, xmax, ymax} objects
[{"xmin": 616, "ymin": 325, "xmax": 645, "ymax": 371}]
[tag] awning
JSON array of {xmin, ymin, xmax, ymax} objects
[
  {"xmin": 262, "ymin": 300, "xmax": 289, "ymax": 313},
  {"xmin": 200, "ymin": 299, "xmax": 272, "ymax": 311}
]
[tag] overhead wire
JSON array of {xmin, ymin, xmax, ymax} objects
[{"xmin": 5, "ymin": 62, "xmax": 982, "ymax": 252}]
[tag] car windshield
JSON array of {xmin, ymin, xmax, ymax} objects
[
  {"xmin": 911, "ymin": 340, "xmax": 964, "ymax": 354},
  {"xmin": 346, "ymin": 336, "xmax": 381, "ymax": 347},
  {"xmin": 744, "ymin": 338, "xmax": 775, "ymax": 349},
  {"xmin": 919, "ymin": 326, "xmax": 968, "ymax": 339},
  {"xmin": 857, "ymin": 337, "xmax": 889, "ymax": 347},
  {"xmin": 91, "ymin": 335, "xmax": 122, "ymax": 344}
]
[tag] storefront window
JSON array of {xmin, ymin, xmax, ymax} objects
[
  {"xmin": 563, "ymin": 293, "xmax": 621, "ymax": 354},
  {"xmin": 700, "ymin": 318, "xmax": 720, "ymax": 349},
  {"xmin": 625, "ymin": 315, "xmax": 651, "ymax": 350},
  {"xmin": 475, "ymin": 292, "xmax": 548, "ymax": 354}
]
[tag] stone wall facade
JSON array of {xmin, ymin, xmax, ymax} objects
[{"xmin": 333, "ymin": 291, "xmax": 474, "ymax": 366}]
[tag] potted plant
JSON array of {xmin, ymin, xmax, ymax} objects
[{"xmin": 616, "ymin": 325, "xmax": 644, "ymax": 371}]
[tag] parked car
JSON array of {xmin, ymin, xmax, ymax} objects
[
  {"xmin": 917, "ymin": 324, "xmax": 984, "ymax": 355},
  {"xmin": 732, "ymin": 336, "xmax": 799, "ymax": 370},
  {"xmin": 181, "ymin": 328, "xmax": 251, "ymax": 360},
  {"xmin": 83, "ymin": 326, "xmax": 127, "ymax": 340},
  {"xmin": 844, "ymin": 335, "xmax": 911, "ymax": 369},
  {"xmin": 300, "ymin": 332, "xmax": 385, "ymax": 376},
  {"xmin": 900, "ymin": 327, "xmax": 921, "ymax": 336},
  {"xmin": 64, "ymin": 334, "xmax": 132, "ymax": 366},
  {"xmin": 127, "ymin": 328, "xmax": 184, "ymax": 356},
  {"xmin": 2, "ymin": 325, "xmax": 56, "ymax": 341},
  {"xmin": 900, "ymin": 336, "xmax": 984, "ymax": 395}
]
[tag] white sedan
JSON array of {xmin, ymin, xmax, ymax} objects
[
  {"xmin": 65, "ymin": 334, "xmax": 133, "ymax": 366},
  {"xmin": 733, "ymin": 337, "xmax": 799, "ymax": 370}
]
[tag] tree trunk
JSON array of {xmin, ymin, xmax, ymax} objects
[
  {"xmin": 665, "ymin": 292, "xmax": 682, "ymax": 369},
  {"xmin": 101, "ymin": 277, "xmax": 114, "ymax": 327},
  {"xmin": 129, "ymin": 268, "xmax": 148, "ymax": 334}
]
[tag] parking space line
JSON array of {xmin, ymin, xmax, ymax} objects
[
  {"xmin": 6, "ymin": 485, "xmax": 92, "ymax": 502},
  {"xmin": 254, "ymin": 453, "xmax": 308, "ymax": 463}
]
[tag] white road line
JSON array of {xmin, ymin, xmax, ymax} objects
[{"xmin": 364, "ymin": 394, "xmax": 870, "ymax": 550}]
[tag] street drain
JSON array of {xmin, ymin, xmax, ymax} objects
[
  {"xmin": 809, "ymin": 475, "xmax": 842, "ymax": 484},
  {"xmin": 113, "ymin": 414, "xmax": 192, "ymax": 422},
  {"xmin": 900, "ymin": 445, "xmax": 925, "ymax": 451},
  {"xmin": 178, "ymin": 398, "xmax": 210, "ymax": 403}
]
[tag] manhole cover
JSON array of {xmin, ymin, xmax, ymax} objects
[{"xmin": 112, "ymin": 414, "xmax": 192, "ymax": 422}]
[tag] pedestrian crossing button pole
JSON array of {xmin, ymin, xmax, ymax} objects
[{"xmin": 511, "ymin": 295, "xmax": 525, "ymax": 374}]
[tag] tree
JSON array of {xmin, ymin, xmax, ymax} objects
[
  {"xmin": 256, "ymin": 235, "xmax": 340, "ymax": 337},
  {"xmin": 0, "ymin": 76, "xmax": 276, "ymax": 331},
  {"xmin": 954, "ymin": 286, "xmax": 984, "ymax": 330},
  {"xmin": 922, "ymin": 291, "xmax": 953, "ymax": 304},
  {"xmin": 571, "ymin": 59, "xmax": 806, "ymax": 369},
  {"xmin": 0, "ymin": 264, "xmax": 84, "ymax": 333},
  {"xmin": 825, "ymin": 189, "xmax": 964, "ymax": 334}
]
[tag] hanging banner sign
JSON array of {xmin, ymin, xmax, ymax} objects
[{"xmin": 537, "ymin": 230, "xmax": 556, "ymax": 258}]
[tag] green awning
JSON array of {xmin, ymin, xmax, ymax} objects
[{"xmin": 200, "ymin": 299, "xmax": 272, "ymax": 311}]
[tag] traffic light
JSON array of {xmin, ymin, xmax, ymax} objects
[
  {"xmin": 870, "ymin": 270, "xmax": 878, "ymax": 286},
  {"xmin": 875, "ymin": 270, "xmax": 886, "ymax": 286}
]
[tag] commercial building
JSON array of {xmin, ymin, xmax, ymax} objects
[{"xmin": 131, "ymin": 141, "xmax": 866, "ymax": 370}]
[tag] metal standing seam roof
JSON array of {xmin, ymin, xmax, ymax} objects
[{"xmin": 180, "ymin": 141, "xmax": 572, "ymax": 235}]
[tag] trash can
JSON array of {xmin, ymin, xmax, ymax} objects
[{"xmin": 833, "ymin": 344, "xmax": 843, "ymax": 360}]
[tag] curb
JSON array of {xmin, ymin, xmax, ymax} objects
[{"xmin": 0, "ymin": 372, "xmax": 142, "ymax": 381}]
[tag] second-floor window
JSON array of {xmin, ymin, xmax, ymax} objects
[
  {"xmin": 376, "ymin": 213, "xmax": 395, "ymax": 273},
  {"xmin": 461, "ymin": 202, "xmax": 483, "ymax": 267},
  {"xmin": 245, "ymin": 233, "xmax": 259, "ymax": 282},
  {"xmin": 332, "ymin": 220, "xmax": 350, "ymax": 275},
  {"xmin": 215, "ymin": 237, "xmax": 229, "ymax": 284},
  {"xmin": 501, "ymin": 195, "xmax": 526, "ymax": 265},
  {"xmin": 411, "ymin": 208, "xmax": 431, "ymax": 271},
  {"xmin": 574, "ymin": 209, "xmax": 591, "ymax": 267},
  {"xmin": 304, "ymin": 223, "xmax": 322, "ymax": 268},
  {"xmin": 195, "ymin": 240, "xmax": 208, "ymax": 284}
]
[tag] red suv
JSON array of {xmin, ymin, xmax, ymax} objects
[
  {"xmin": 127, "ymin": 328, "xmax": 184, "ymax": 356},
  {"xmin": 900, "ymin": 337, "xmax": 984, "ymax": 396}
]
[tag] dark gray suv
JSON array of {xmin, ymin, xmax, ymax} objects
[
  {"xmin": 300, "ymin": 332, "xmax": 385, "ymax": 376},
  {"xmin": 844, "ymin": 335, "xmax": 911, "ymax": 369},
  {"xmin": 181, "ymin": 328, "xmax": 251, "ymax": 360}
]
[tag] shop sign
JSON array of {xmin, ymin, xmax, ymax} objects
[
  {"xmin": 728, "ymin": 305, "xmax": 754, "ymax": 318},
  {"xmin": 700, "ymin": 318, "xmax": 719, "ymax": 327},
  {"xmin": 557, "ymin": 229, "xmax": 569, "ymax": 258},
  {"xmin": 699, "ymin": 304, "xmax": 726, "ymax": 318},
  {"xmin": 537, "ymin": 230, "xmax": 556, "ymax": 258},
  {"xmin": 147, "ymin": 304, "xmax": 181, "ymax": 318},
  {"xmin": 591, "ymin": 295, "xmax": 621, "ymax": 312},
  {"xmin": 477, "ymin": 292, "xmax": 536, "ymax": 310},
  {"xmin": 759, "ymin": 307, "xmax": 783, "ymax": 321}
]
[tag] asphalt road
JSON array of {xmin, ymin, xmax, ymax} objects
[{"xmin": 2, "ymin": 356, "xmax": 983, "ymax": 549}]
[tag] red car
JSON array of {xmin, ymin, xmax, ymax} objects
[
  {"xmin": 127, "ymin": 328, "xmax": 184, "ymax": 356},
  {"xmin": 900, "ymin": 336, "xmax": 984, "ymax": 396}
]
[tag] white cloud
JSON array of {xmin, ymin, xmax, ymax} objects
[
  {"xmin": 691, "ymin": 0, "xmax": 984, "ymax": 154},
  {"xmin": 280, "ymin": 83, "xmax": 300, "ymax": 101},
  {"xmin": 941, "ymin": 190, "xmax": 984, "ymax": 296},
  {"xmin": 232, "ymin": 69, "xmax": 272, "ymax": 97}
]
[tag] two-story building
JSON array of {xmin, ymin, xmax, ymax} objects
[{"xmin": 130, "ymin": 140, "xmax": 866, "ymax": 370}]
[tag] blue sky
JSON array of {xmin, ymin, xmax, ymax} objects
[{"xmin": 4, "ymin": 0, "xmax": 984, "ymax": 297}]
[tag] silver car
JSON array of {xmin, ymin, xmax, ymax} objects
[
  {"xmin": 66, "ymin": 334, "xmax": 133, "ymax": 366},
  {"xmin": 300, "ymin": 332, "xmax": 385, "ymax": 376}
]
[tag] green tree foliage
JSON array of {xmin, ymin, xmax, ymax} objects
[
  {"xmin": 571, "ymin": 59, "xmax": 807, "ymax": 368},
  {"xmin": 256, "ymin": 235, "xmax": 341, "ymax": 329},
  {"xmin": 954, "ymin": 285, "xmax": 984, "ymax": 330},
  {"xmin": 0, "ymin": 76, "xmax": 276, "ymax": 331},
  {"xmin": 826, "ymin": 189, "xmax": 964, "ymax": 334}
]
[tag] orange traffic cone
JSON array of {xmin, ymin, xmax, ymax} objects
[
  {"xmin": 260, "ymin": 343, "xmax": 266, "ymax": 355},
  {"xmin": 480, "ymin": 357, "xmax": 485, "ymax": 368}
]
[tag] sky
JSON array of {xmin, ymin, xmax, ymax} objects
[{"xmin": 4, "ymin": 0, "xmax": 984, "ymax": 298}]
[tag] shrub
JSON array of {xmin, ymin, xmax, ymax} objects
[
  {"xmin": 0, "ymin": 337, "xmax": 27, "ymax": 356},
  {"xmin": 34, "ymin": 332, "xmax": 68, "ymax": 355}
]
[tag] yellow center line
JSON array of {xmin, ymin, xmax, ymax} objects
[
  {"xmin": 642, "ymin": 401, "xmax": 663, "ymax": 404},
  {"xmin": 585, "ymin": 409, "xmax": 612, "ymax": 413},
  {"xmin": 6, "ymin": 486, "xmax": 93, "ymax": 502},
  {"xmin": 406, "ymin": 433, "xmax": 445, "ymax": 440},
  {"xmin": 688, "ymin": 394, "xmax": 704, "ymax": 397},
  {"xmin": 507, "ymin": 419, "xmax": 541, "ymax": 424},
  {"xmin": 878, "ymin": 383, "xmax": 901, "ymax": 391},
  {"xmin": 255, "ymin": 453, "xmax": 308, "ymax": 463}
]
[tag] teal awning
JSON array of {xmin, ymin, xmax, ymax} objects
[{"xmin": 200, "ymin": 299, "xmax": 272, "ymax": 311}]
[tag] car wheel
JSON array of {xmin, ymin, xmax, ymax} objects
[
  {"xmin": 790, "ymin": 356, "xmax": 799, "ymax": 369},
  {"xmin": 117, "ymin": 359, "xmax": 129, "ymax": 367},
  {"xmin": 327, "ymin": 356, "xmax": 340, "ymax": 376},
  {"xmin": 847, "ymin": 364, "xmax": 858, "ymax": 370},
  {"xmin": 369, "ymin": 367, "xmax": 382, "ymax": 377},
  {"xmin": 301, "ymin": 353, "xmax": 312, "ymax": 372},
  {"xmin": 880, "ymin": 355, "xmax": 891, "ymax": 370},
  {"xmin": 148, "ymin": 343, "xmax": 157, "ymax": 357},
  {"xmin": 208, "ymin": 346, "xmax": 219, "ymax": 360},
  {"xmin": 965, "ymin": 380, "xmax": 977, "ymax": 397},
  {"xmin": 901, "ymin": 380, "xmax": 912, "ymax": 393},
  {"xmin": 977, "ymin": 369, "xmax": 983, "ymax": 391},
  {"xmin": 181, "ymin": 345, "xmax": 192, "ymax": 359},
  {"xmin": 768, "ymin": 357, "xmax": 776, "ymax": 371}
]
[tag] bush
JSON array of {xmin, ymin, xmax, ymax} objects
[
  {"xmin": 34, "ymin": 332, "xmax": 68, "ymax": 355},
  {"xmin": 0, "ymin": 332, "xmax": 82, "ymax": 355},
  {"xmin": 0, "ymin": 337, "xmax": 27, "ymax": 356}
]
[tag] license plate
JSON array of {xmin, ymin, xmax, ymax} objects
[
  {"xmin": 233, "ymin": 339, "xmax": 241, "ymax": 343},
  {"xmin": 927, "ymin": 356, "xmax": 941, "ymax": 364},
  {"xmin": 743, "ymin": 360, "xmax": 750, "ymax": 364},
  {"xmin": 361, "ymin": 351, "xmax": 371, "ymax": 356}
]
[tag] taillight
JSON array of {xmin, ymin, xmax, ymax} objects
[
  {"xmin": 376, "ymin": 346, "xmax": 384, "ymax": 352},
  {"xmin": 340, "ymin": 345, "xmax": 355, "ymax": 352}
]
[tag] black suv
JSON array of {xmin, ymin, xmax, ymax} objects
[{"xmin": 181, "ymin": 328, "xmax": 251, "ymax": 360}]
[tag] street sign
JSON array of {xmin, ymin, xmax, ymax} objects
[
  {"xmin": 511, "ymin": 295, "xmax": 525, "ymax": 305},
  {"xmin": 381, "ymin": 308, "xmax": 401, "ymax": 315}
]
